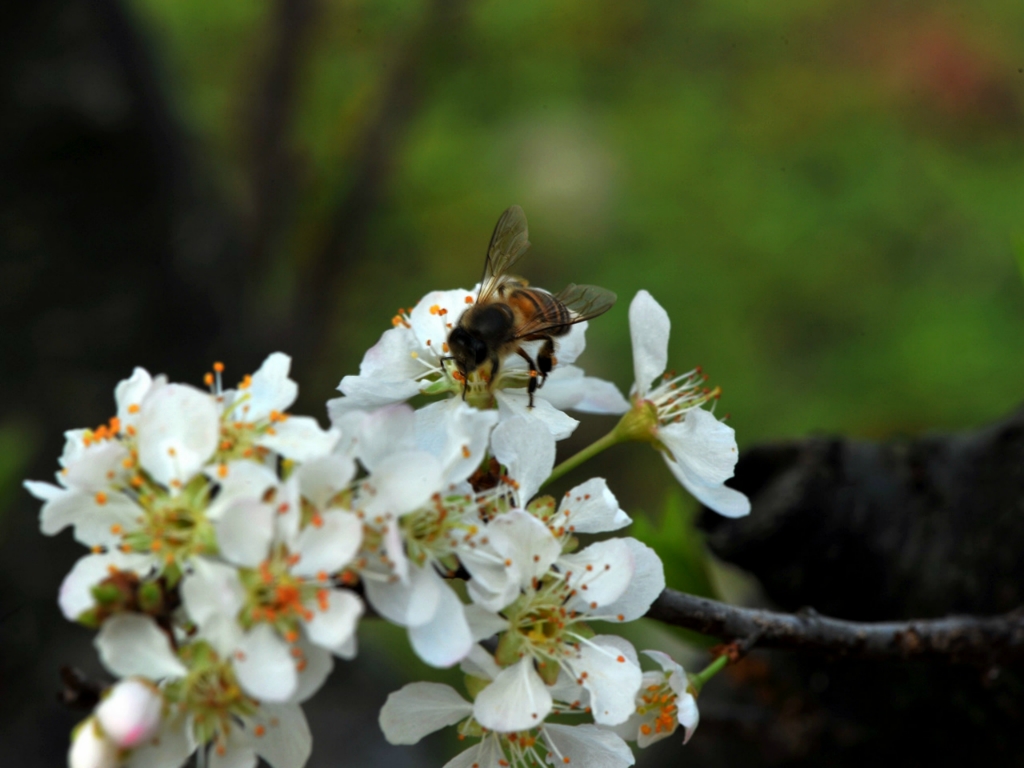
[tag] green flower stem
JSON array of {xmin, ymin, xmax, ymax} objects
[
  {"xmin": 689, "ymin": 654, "xmax": 729, "ymax": 694},
  {"xmin": 541, "ymin": 429, "xmax": 625, "ymax": 489}
]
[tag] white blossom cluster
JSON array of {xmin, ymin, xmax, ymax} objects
[{"xmin": 26, "ymin": 287, "xmax": 748, "ymax": 768}]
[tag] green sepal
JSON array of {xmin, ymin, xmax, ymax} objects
[
  {"xmin": 138, "ymin": 581, "xmax": 164, "ymax": 613},
  {"xmin": 495, "ymin": 630, "xmax": 524, "ymax": 667},
  {"xmin": 91, "ymin": 582, "xmax": 123, "ymax": 606},
  {"xmin": 77, "ymin": 608, "xmax": 100, "ymax": 629},
  {"xmin": 527, "ymin": 495, "xmax": 556, "ymax": 521},
  {"xmin": 421, "ymin": 378, "xmax": 454, "ymax": 396},
  {"xmin": 561, "ymin": 535, "xmax": 579, "ymax": 554},
  {"xmin": 537, "ymin": 658, "xmax": 561, "ymax": 686},
  {"xmin": 570, "ymin": 621, "xmax": 594, "ymax": 640},
  {"xmin": 163, "ymin": 562, "xmax": 183, "ymax": 590},
  {"xmin": 464, "ymin": 674, "xmax": 491, "ymax": 700}
]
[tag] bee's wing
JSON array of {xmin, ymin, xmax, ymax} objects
[
  {"xmin": 554, "ymin": 283, "xmax": 617, "ymax": 321},
  {"xmin": 511, "ymin": 284, "xmax": 617, "ymax": 340},
  {"xmin": 477, "ymin": 205, "xmax": 530, "ymax": 303}
]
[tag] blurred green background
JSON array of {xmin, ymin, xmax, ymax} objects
[
  {"xmin": 3, "ymin": 0, "xmax": 1024, "ymax": 765},
  {"xmin": 130, "ymin": 0, "xmax": 1024, "ymax": 440}
]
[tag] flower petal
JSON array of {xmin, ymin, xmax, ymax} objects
[
  {"xmin": 244, "ymin": 353, "xmax": 298, "ymax": 422},
  {"xmin": 96, "ymin": 679, "xmax": 163, "ymax": 748},
  {"xmin": 181, "ymin": 558, "xmax": 246, "ymax": 656},
  {"xmin": 293, "ymin": 510, "xmax": 362, "ymax": 577},
  {"xmin": 628, "ymin": 290, "xmax": 670, "ymax": 398},
  {"xmin": 124, "ymin": 713, "xmax": 195, "ymax": 768},
  {"xmin": 215, "ymin": 499, "xmax": 276, "ymax": 568},
  {"xmin": 558, "ymin": 478, "xmax": 631, "ymax": 534},
  {"xmin": 561, "ymin": 538, "xmax": 635, "ymax": 611},
  {"xmin": 249, "ymin": 704, "xmax": 312, "ymax": 768},
  {"xmin": 69, "ymin": 719, "xmax": 118, "ymax": 768},
  {"xmin": 416, "ymin": 400, "xmax": 498, "ymax": 485},
  {"xmin": 490, "ymin": 417, "xmax": 556, "ymax": 505},
  {"xmin": 96, "ymin": 614, "xmax": 186, "ymax": 679},
  {"xmin": 137, "ymin": 384, "xmax": 219, "ymax": 492},
  {"xmin": 488, "ymin": 509, "xmax": 561, "ymax": 588},
  {"xmin": 568, "ymin": 635, "xmax": 642, "ymax": 725},
  {"xmin": 408, "ymin": 288, "xmax": 474, "ymax": 351},
  {"xmin": 542, "ymin": 366, "xmax": 630, "ymax": 415},
  {"xmin": 362, "ymin": 562, "xmax": 442, "ymax": 627},
  {"xmin": 327, "ymin": 377, "xmax": 421, "ymax": 421},
  {"xmin": 115, "ymin": 367, "xmax": 154, "ymax": 430},
  {"xmin": 348, "ymin": 404, "xmax": 417, "ymax": 473},
  {"xmin": 259, "ymin": 416, "xmax": 339, "ymax": 463},
  {"xmin": 408, "ymin": 581, "xmax": 472, "ymax": 668},
  {"xmin": 379, "ymin": 682, "xmax": 473, "ymax": 745},
  {"xmin": 295, "ymin": 454, "xmax": 356, "ymax": 510},
  {"xmin": 205, "ymin": 461, "xmax": 280, "ymax": 520},
  {"xmin": 59, "ymin": 550, "xmax": 153, "ymax": 621},
  {"xmin": 360, "ymin": 451, "xmax": 443, "ymax": 518},
  {"xmin": 495, "ymin": 390, "xmax": 578, "ymax": 441},
  {"xmin": 442, "ymin": 737, "xmax": 504, "ymax": 768},
  {"xmin": 292, "ymin": 638, "xmax": 334, "ymax": 704},
  {"xmin": 473, "ymin": 657, "xmax": 553, "ymax": 733},
  {"xmin": 234, "ymin": 625, "xmax": 297, "ymax": 703},
  {"xmin": 304, "ymin": 588, "xmax": 363, "ymax": 654},
  {"xmin": 599, "ymin": 538, "xmax": 666, "ymax": 622},
  {"xmin": 542, "ymin": 723, "xmax": 635, "ymax": 768},
  {"xmin": 40, "ymin": 489, "xmax": 140, "ymax": 546}
]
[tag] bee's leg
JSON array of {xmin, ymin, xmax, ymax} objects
[
  {"xmin": 516, "ymin": 348, "xmax": 540, "ymax": 408},
  {"xmin": 536, "ymin": 337, "xmax": 555, "ymax": 389}
]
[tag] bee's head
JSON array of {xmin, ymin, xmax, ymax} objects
[{"xmin": 447, "ymin": 325, "xmax": 487, "ymax": 377}]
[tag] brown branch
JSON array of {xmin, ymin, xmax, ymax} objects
[
  {"xmin": 647, "ymin": 588, "xmax": 1024, "ymax": 665},
  {"xmin": 247, "ymin": 0, "xmax": 321, "ymax": 274},
  {"xmin": 288, "ymin": 0, "xmax": 470, "ymax": 387}
]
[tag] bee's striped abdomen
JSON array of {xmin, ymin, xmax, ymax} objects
[{"xmin": 509, "ymin": 288, "xmax": 572, "ymax": 337}]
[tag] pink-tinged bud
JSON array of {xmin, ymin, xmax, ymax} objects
[
  {"xmin": 69, "ymin": 718, "xmax": 118, "ymax": 768},
  {"xmin": 95, "ymin": 679, "xmax": 163, "ymax": 748}
]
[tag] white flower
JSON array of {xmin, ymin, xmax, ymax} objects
[
  {"xmin": 69, "ymin": 718, "xmax": 118, "ymax": 768},
  {"xmin": 624, "ymin": 290, "xmax": 751, "ymax": 518},
  {"xmin": 93, "ymin": 613, "xmax": 312, "ymax": 768},
  {"xmin": 610, "ymin": 650, "xmax": 699, "ymax": 747},
  {"xmin": 327, "ymin": 286, "xmax": 627, "ymax": 441},
  {"xmin": 379, "ymin": 673, "xmax": 634, "ymax": 768},
  {"xmin": 213, "ymin": 353, "xmax": 340, "ymax": 463},
  {"xmin": 95, "ymin": 678, "xmax": 164, "ymax": 749},
  {"xmin": 184, "ymin": 458, "xmax": 364, "ymax": 702}
]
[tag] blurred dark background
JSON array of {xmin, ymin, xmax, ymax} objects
[{"xmin": 3, "ymin": 0, "xmax": 1024, "ymax": 765}]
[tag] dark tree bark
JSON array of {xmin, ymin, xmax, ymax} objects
[
  {"xmin": 702, "ymin": 406, "xmax": 1024, "ymax": 620},
  {"xmin": 684, "ymin": 408, "xmax": 1024, "ymax": 767}
]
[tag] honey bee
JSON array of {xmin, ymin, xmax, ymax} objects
[{"xmin": 446, "ymin": 205, "xmax": 616, "ymax": 407}]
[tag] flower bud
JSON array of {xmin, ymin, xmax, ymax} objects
[
  {"xmin": 69, "ymin": 718, "xmax": 118, "ymax": 768},
  {"xmin": 95, "ymin": 678, "xmax": 163, "ymax": 748}
]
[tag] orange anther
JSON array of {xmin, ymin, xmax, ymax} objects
[
  {"xmin": 128, "ymin": 404, "xmax": 140, "ymax": 414},
  {"xmin": 95, "ymin": 492, "xmax": 108, "ymax": 505},
  {"xmin": 213, "ymin": 362, "xmax": 225, "ymax": 372},
  {"xmin": 217, "ymin": 464, "xmax": 228, "ymax": 478},
  {"xmin": 126, "ymin": 425, "xmax": 136, "ymax": 436},
  {"xmin": 429, "ymin": 304, "xmax": 441, "ymax": 315},
  {"xmin": 253, "ymin": 725, "xmax": 265, "ymax": 737},
  {"xmin": 204, "ymin": 373, "xmax": 214, "ymax": 386},
  {"xmin": 110, "ymin": 524, "xmax": 122, "ymax": 534}
]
